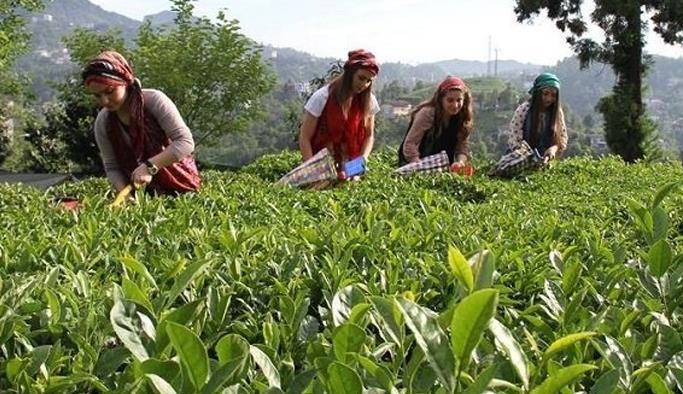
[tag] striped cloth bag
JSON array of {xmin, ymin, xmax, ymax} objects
[
  {"xmin": 395, "ymin": 150, "xmax": 450, "ymax": 175},
  {"xmin": 489, "ymin": 141, "xmax": 545, "ymax": 177},
  {"xmin": 275, "ymin": 148, "xmax": 337, "ymax": 187}
]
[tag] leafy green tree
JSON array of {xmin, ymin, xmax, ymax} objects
[
  {"xmin": 514, "ymin": 0, "xmax": 683, "ymax": 162},
  {"xmin": 133, "ymin": 0, "xmax": 275, "ymax": 146},
  {"xmin": 0, "ymin": 0, "xmax": 43, "ymax": 165},
  {"xmin": 0, "ymin": 0, "xmax": 43, "ymax": 78}
]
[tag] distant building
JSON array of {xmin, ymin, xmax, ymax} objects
[
  {"xmin": 589, "ymin": 134, "xmax": 608, "ymax": 155},
  {"xmin": 381, "ymin": 100, "xmax": 412, "ymax": 118},
  {"xmin": 31, "ymin": 14, "xmax": 53, "ymax": 23}
]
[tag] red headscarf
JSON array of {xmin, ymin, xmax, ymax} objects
[
  {"xmin": 82, "ymin": 51, "xmax": 147, "ymax": 160},
  {"xmin": 438, "ymin": 76, "xmax": 468, "ymax": 93},
  {"xmin": 82, "ymin": 51, "xmax": 200, "ymax": 194},
  {"xmin": 343, "ymin": 49, "xmax": 380, "ymax": 75}
]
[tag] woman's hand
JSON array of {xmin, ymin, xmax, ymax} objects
[
  {"xmin": 543, "ymin": 145, "xmax": 558, "ymax": 162},
  {"xmin": 131, "ymin": 163, "xmax": 153, "ymax": 187}
]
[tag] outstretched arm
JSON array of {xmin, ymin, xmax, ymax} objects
[{"xmin": 299, "ymin": 111, "xmax": 319, "ymax": 161}]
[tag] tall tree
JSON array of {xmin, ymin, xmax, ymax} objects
[
  {"xmin": 133, "ymin": 0, "xmax": 275, "ymax": 146},
  {"xmin": 0, "ymin": 0, "xmax": 43, "ymax": 165},
  {"xmin": 0, "ymin": 0, "xmax": 43, "ymax": 79},
  {"xmin": 514, "ymin": 0, "xmax": 683, "ymax": 162}
]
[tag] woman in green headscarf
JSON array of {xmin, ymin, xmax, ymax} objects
[{"xmin": 504, "ymin": 72, "xmax": 567, "ymax": 161}]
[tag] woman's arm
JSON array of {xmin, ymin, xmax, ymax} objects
[
  {"xmin": 146, "ymin": 90, "xmax": 194, "ymax": 166},
  {"xmin": 93, "ymin": 114, "xmax": 129, "ymax": 192},
  {"xmin": 360, "ymin": 114, "xmax": 375, "ymax": 159},
  {"xmin": 402, "ymin": 107, "xmax": 433, "ymax": 163},
  {"xmin": 505, "ymin": 102, "xmax": 528, "ymax": 149},
  {"xmin": 557, "ymin": 107, "xmax": 568, "ymax": 153},
  {"xmin": 454, "ymin": 128, "xmax": 472, "ymax": 165},
  {"xmin": 299, "ymin": 111, "xmax": 319, "ymax": 161},
  {"xmin": 131, "ymin": 90, "xmax": 195, "ymax": 185}
]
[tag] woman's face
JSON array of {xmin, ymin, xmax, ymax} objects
[
  {"xmin": 541, "ymin": 87, "xmax": 558, "ymax": 109},
  {"xmin": 86, "ymin": 81, "xmax": 127, "ymax": 112},
  {"xmin": 351, "ymin": 68, "xmax": 375, "ymax": 95},
  {"xmin": 441, "ymin": 89, "xmax": 465, "ymax": 117}
]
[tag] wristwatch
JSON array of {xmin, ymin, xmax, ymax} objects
[{"xmin": 144, "ymin": 160, "xmax": 159, "ymax": 175}]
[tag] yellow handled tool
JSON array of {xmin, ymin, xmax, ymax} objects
[{"xmin": 111, "ymin": 184, "xmax": 134, "ymax": 207}]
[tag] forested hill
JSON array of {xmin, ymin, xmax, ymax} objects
[
  {"xmin": 15, "ymin": 0, "xmax": 683, "ymax": 150},
  {"xmin": 19, "ymin": 0, "xmax": 544, "ymax": 99}
]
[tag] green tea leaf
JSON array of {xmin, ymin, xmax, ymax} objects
[
  {"xmin": 592, "ymin": 335, "xmax": 632, "ymax": 388},
  {"xmin": 286, "ymin": 370, "xmax": 316, "ymax": 394},
  {"xmin": 347, "ymin": 303, "xmax": 371, "ymax": 326},
  {"xmin": 145, "ymin": 373, "xmax": 178, "ymax": 394},
  {"xmin": 449, "ymin": 246, "xmax": 473, "ymax": 294},
  {"xmin": 530, "ymin": 364, "xmax": 597, "ymax": 394},
  {"xmin": 332, "ymin": 323, "xmax": 366, "ymax": 363},
  {"xmin": 648, "ymin": 239, "xmax": 672, "ymax": 277},
  {"xmin": 110, "ymin": 300, "xmax": 149, "ymax": 361},
  {"xmin": 141, "ymin": 358, "xmax": 180, "ymax": 385},
  {"xmin": 462, "ymin": 363, "xmax": 498, "ymax": 394},
  {"xmin": 645, "ymin": 372, "xmax": 671, "ymax": 394},
  {"xmin": 250, "ymin": 345, "xmax": 281, "ymax": 389},
  {"xmin": 489, "ymin": 318, "xmax": 529, "ymax": 389},
  {"xmin": 396, "ymin": 297, "xmax": 455, "ymax": 392},
  {"xmin": 542, "ymin": 332, "xmax": 597, "ymax": 363},
  {"xmin": 469, "ymin": 250, "xmax": 496, "ymax": 290},
  {"xmin": 122, "ymin": 277, "xmax": 155, "ymax": 316},
  {"xmin": 166, "ymin": 322, "xmax": 209, "ymax": 390},
  {"xmin": 164, "ymin": 260, "xmax": 210, "ymax": 309},
  {"xmin": 651, "ymin": 181, "xmax": 680, "ymax": 209},
  {"xmin": 589, "ymin": 369, "xmax": 620, "ymax": 394},
  {"xmin": 451, "ymin": 289, "xmax": 498, "ymax": 369},
  {"xmin": 215, "ymin": 334, "xmax": 250, "ymax": 365},
  {"xmin": 356, "ymin": 355, "xmax": 394, "ymax": 392},
  {"xmin": 369, "ymin": 296, "xmax": 404, "ymax": 347},
  {"xmin": 327, "ymin": 362, "xmax": 362, "ymax": 394},
  {"xmin": 119, "ymin": 255, "xmax": 157, "ymax": 289},
  {"xmin": 331, "ymin": 285, "xmax": 365, "ymax": 327},
  {"xmin": 155, "ymin": 300, "xmax": 204, "ymax": 354}
]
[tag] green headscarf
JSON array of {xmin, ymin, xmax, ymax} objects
[{"xmin": 529, "ymin": 72, "xmax": 561, "ymax": 93}]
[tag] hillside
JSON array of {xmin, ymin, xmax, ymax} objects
[
  {"xmin": 17, "ymin": 1, "xmax": 544, "ymax": 99},
  {"xmin": 1, "ymin": 149, "xmax": 682, "ymax": 391}
]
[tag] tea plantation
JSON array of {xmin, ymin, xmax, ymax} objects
[{"xmin": 1, "ymin": 149, "xmax": 682, "ymax": 393}]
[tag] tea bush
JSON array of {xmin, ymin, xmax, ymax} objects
[{"xmin": 0, "ymin": 148, "xmax": 682, "ymax": 392}]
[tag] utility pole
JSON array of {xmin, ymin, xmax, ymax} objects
[
  {"xmin": 494, "ymin": 48, "xmax": 499, "ymax": 77},
  {"xmin": 487, "ymin": 36, "xmax": 492, "ymax": 76}
]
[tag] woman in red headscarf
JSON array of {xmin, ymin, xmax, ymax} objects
[
  {"xmin": 82, "ymin": 50, "xmax": 200, "ymax": 195},
  {"xmin": 298, "ymin": 49, "xmax": 380, "ymax": 176},
  {"xmin": 398, "ymin": 76, "xmax": 474, "ymax": 167}
]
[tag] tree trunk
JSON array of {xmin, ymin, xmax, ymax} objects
[{"xmin": 615, "ymin": 2, "xmax": 645, "ymax": 162}]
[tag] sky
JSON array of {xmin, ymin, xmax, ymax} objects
[{"xmin": 88, "ymin": 0, "xmax": 683, "ymax": 66}]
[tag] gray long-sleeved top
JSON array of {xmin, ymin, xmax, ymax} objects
[{"xmin": 93, "ymin": 89, "xmax": 194, "ymax": 187}]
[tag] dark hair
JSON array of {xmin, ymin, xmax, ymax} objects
[
  {"xmin": 329, "ymin": 68, "xmax": 374, "ymax": 124},
  {"xmin": 528, "ymin": 88, "xmax": 561, "ymax": 148},
  {"xmin": 412, "ymin": 85, "xmax": 474, "ymax": 138}
]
